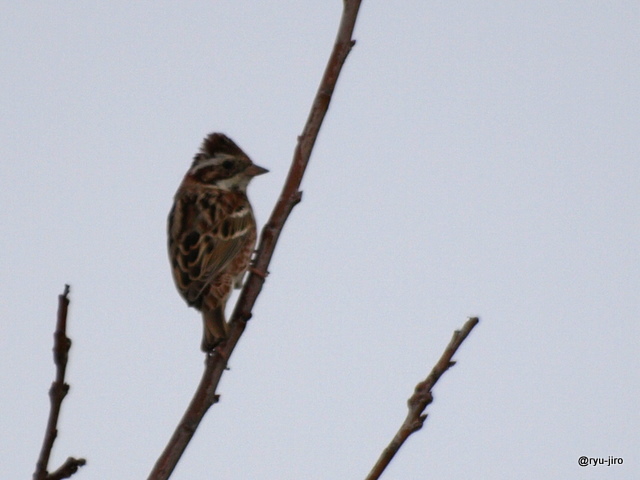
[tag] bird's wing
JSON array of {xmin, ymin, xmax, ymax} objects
[{"xmin": 169, "ymin": 192, "xmax": 253, "ymax": 306}]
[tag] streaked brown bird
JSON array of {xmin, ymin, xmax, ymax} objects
[{"xmin": 168, "ymin": 133, "xmax": 268, "ymax": 351}]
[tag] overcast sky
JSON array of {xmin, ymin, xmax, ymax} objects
[{"xmin": 1, "ymin": 2, "xmax": 638, "ymax": 479}]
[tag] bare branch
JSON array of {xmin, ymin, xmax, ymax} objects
[
  {"xmin": 365, "ymin": 317, "xmax": 480, "ymax": 480},
  {"xmin": 231, "ymin": 0, "xmax": 362, "ymax": 325},
  {"xmin": 147, "ymin": 2, "xmax": 363, "ymax": 479},
  {"xmin": 33, "ymin": 285, "xmax": 86, "ymax": 480}
]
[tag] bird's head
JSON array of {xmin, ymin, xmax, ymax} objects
[{"xmin": 188, "ymin": 133, "xmax": 268, "ymax": 192}]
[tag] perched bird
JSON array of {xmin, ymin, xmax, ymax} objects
[{"xmin": 168, "ymin": 133, "xmax": 268, "ymax": 351}]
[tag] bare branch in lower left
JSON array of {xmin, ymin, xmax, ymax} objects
[{"xmin": 33, "ymin": 285, "xmax": 86, "ymax": 480}]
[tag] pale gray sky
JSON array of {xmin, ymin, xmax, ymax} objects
[{"xmin": 1, "ymin": 2, "xmax": 638, "ymax": 479}]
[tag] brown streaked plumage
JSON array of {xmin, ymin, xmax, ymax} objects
[{"xmin": 168, "ymin": 133, "xmax": 268, "ymax": 351}]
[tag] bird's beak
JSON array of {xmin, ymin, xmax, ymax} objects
[{"xmin": 245, "ymin": 164, "xmax": 269, "ymax": 177}]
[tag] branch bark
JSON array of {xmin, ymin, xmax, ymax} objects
[
  {"xmin": 364, "ymin": 317, "xmax": 480, "ymax": 480},
  {"xmin": 147, "ymin": 2, "xmax": 363, "ymax": 479},
  {"xmin": 33, "ymin": 285, "xmax": 86, "ymax": 480}
]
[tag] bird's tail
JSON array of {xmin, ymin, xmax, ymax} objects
[{"xmin": 201, "ymin": 306, "xmax": 228, "ymax": 352}]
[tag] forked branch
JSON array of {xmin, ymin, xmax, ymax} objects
[
  {"xmin": 33, "ymin": 285, "xmax": 86, "ymax": 480},
  {"xmin": 147, "ymin": 2, "xmax": 363, "ymax": 479},
  {"xmin": 364, "ymin": 317, "xmax": 480, "ymax": 480}
]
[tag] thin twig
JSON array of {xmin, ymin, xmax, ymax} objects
[
  {"xmin": 147, "ymin": 2, "xmax": 363, "ymax": 479},
  {"xmin": 365, "ymin": 317, "xmax": 480, "ymax": 480},
  {"xmin": 33, "ymin": 285, "xmax": 86, "ymax": 480}
]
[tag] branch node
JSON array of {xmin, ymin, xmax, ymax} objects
[
  {"xmin": 49, "ymin": 381, "xmax": 70, "ymax": 399},
  {"xmin": 318, "ymin": 87, "xmax": 333, "ymax": 98},
  {"xmin": 47, "ymin": 456, "xmax": 86, "ymax": 480},
  {"xmin": 248, "ymin": 266, "xmax": 269, "ymax": 281}
]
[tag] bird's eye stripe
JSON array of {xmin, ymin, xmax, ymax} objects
[
  {"xmin": 189, "ymin": 154, "xmax": 237, "ymax": 175},
  {"xmin": 189, "ymin": 158, "xmax": 218, "ymax": 173}
]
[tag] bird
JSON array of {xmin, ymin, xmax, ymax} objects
[{"xmin": 168, "ymin": 133, "xmax": 268, "ymax": 351}]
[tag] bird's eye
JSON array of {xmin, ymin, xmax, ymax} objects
[{"xmin": 222, "ymin": 160, "xmax": 234, "ymax": 170}]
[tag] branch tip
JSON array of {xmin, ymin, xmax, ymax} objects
[{"xmin": 34, "ymin": 288, "xmax": 82, "ymax": 480}]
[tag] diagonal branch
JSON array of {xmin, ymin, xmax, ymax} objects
[
  {"xmin": 230, "ymin": 0, "xmax": 362, "ymax": 326},
  {"xmin": 33, "ymin": 285, "xmax": 86, "ymax": 480},
  {"xmin": 147, "ymin": 2, "xmax": 363, "ymax": 479},
  {"xmin": 364, "ymin": 317, "xmax": 480, "ymax": 480}
]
